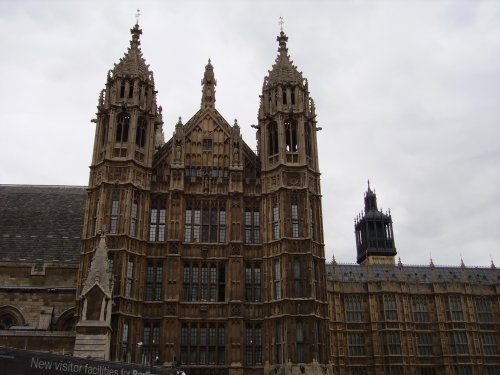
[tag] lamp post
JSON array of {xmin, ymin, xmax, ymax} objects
[{"xmin": 136, "ymin": 342, "xmax": 143, "ymax": 364}]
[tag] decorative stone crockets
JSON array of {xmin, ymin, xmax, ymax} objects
[{"xmin": 79, "ymin": 235, "xmax": 113, "ymax": 324}]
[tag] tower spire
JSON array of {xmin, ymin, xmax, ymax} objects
[{"xmin": 201, "ymin": 59, "xmax": 216, "ymax": 109}]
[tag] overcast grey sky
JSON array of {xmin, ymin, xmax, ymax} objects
[{"xmin": 1, "ymin": 0, "xmax": 499, "ymax": 267}]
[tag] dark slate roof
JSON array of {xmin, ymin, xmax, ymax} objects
[
  {"xmin": 327, "ymin": 263, "xmax": 499, "ymax": 285},
  {"xmin": 0, "ymin": 185, "xmax": 87, "ymax": 265}
]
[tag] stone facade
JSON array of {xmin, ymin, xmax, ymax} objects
[{"xmin": 0, "ymin": 22, "xmax": 499, "ymax": 375}]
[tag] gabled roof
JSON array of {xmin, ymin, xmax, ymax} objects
[{"xmin": 0, "ymin": 185, "xmax": 86, "ymax": 265}]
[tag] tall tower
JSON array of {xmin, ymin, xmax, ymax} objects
[
  {"xmin": 354, "ymin": 182, "xmax": 396, "ymax": 265},
  {"xmin": 77, "ymin": 22, "xmax": 163, "ymax": 361},
  {"xmin": 257, "ymin": 28, "xmax": 330, "ymax": 374}
]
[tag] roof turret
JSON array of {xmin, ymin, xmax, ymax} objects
[
  {"xmin": 264, "ymin": 30, "xmax": 306, "ymax": 88},
  {"xmin": 201, "ymin": 59, "xmax": 216, "ymax": 109},
  {"xmin": 112, "ymin": 23, "xmax": 151, "ymax": 80}
]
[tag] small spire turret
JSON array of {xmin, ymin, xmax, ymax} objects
[{"xmin": 201, "ymin": 59, "xmax": 216, "ymax": 109}]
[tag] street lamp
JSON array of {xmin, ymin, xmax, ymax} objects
[{"xmin": 137, "ymin": 342, "xmax": 143, "ymax": 364}]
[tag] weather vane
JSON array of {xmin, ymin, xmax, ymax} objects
[
  {"xmin": 135, "ymin": 9, "xmax": 141, "ymax": 24},
  {"xmin": 279, "ymin": 16, "xmax": 284, "ymax": 32}
]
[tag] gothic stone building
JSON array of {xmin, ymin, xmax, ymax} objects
[{"xmin": 0, "ymin": 23, "xmax": 499, "ymax": 375}]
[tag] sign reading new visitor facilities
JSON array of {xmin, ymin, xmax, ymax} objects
[{"xmin": 0, "ymin": 347, "xmax": 178, "ymax": 375}]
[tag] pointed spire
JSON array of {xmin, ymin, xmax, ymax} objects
[
  {"xmin": 201, "ymin": 59, "xmax": 216, "ymax": 109},
  {"xmin": 265, "ymin": 20, "xmax": 305, "ymax": 88},
  {"xmin": 364, "ymin": 181, "xmax": 378, "ymax": 212},
  {"xmin": 112, "ymin": 22, "xmax": 151, "ymax": 80},
  {"xmin": 82, "ymin": 235, "xmax": 112, "ymax": 296}
]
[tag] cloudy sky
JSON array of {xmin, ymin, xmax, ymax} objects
[{"xmin": 1, "ymin": 0, "xmax": 499, "ymax": 267}]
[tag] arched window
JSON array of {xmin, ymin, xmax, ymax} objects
[
  {"xmin": 116, "ymin": 112, "xmax": 130, "ymax": 143},
  {"xmin": 135, "ymin": 116, "xmax": 147, "ymax": 148},
  {"xmin": 120, "ymin": 81, "xmax": 126, "ymax": 98},
  {"xmin": 55, "ymin": 308, "xmax": 75, "ymax": 332},
  {"xmin": 0, "ymin": 306, "xmax": 25, "ymax": 329},
  {"xmin": 268, "ymin": 121, "xmax": 278, "ymax": 156},
  {"xmin": 285, "ymin": 118, "xmax": 297, "ymax": 152}
]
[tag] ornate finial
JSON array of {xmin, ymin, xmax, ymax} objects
[
  {"xmin": 460, "ymin": 255, "xmax": 465, "ymax": 268},
  {"xmin": 135, "ymin": 9, "xmax": 141, "ymax": 25},
  {"xmin": 279, "ymin": 16, "xmax": 284, "ymax": 32},
  {"xmin": 367, "ymin": 179, "xmax": 370, "ymax": 190}
]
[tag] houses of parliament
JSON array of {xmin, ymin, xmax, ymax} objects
[{"xmin": 0, "ymin": 21, "xmax": 498, "ymax": 375}]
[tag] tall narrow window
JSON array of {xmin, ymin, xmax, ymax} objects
[
  {"xmin": 291, "ymin": 196, "xmax": 299, "ymax": 238},
  {"xmin": 452, "ymin": 331, "xmax": 469, "ymax": 354},
  {"xmin": 293, "ymin": 259, "xmax": 302, "ymax": 297},
  {"xmin": 285, "ymin": 118, "xmax": 297, "ymax": 152},
  {"xmin": 245, "ymin": 264, "xmax": 261, "ymax": 302},
  {"xmin": 182, "ymin": 262, "xmax": 225, "ymax": 302},
  {"xmin": 446, "ymin": 296, "xmax": 464, "ymax": 321},
  {"xmin": 116, "ymin": 112, "xmax": 130, "ymax": 143},
  {"xmin": 475, "ymin": 298, "xmax": 493, "ymax": 323},
  {"xmin": 268, "ymin": 121, "xmax": 278, "ymax": 156},
  {"xmin": 245, "ymin": 324, "xmax": 262, "ymax": 366},
  {"xmin": 101, "ymin": 115, "xmax": 109, "ymax": 146},
  {"xmin": 149, "ymin": 201, "xmax": 166, "ymax": 242},
  {"xmin": 305, "ymin": 123, "xmax": 312, "ymax": 157},
  {"xmin": 310, "ymin": 200, "xmax": 317, "ymax": 241},
  {"xmin": 135, "ymin": 116, "xmax": 147, "ymax": 148},
  {"xmin": 275, "ymin": 321, "xmax": 283, "ymax": 364},
  {"xmin": 348, "ymin": 333, "xmax": 365, "ymax": 356},
  {"xmin": 273, "ymin": 259, "xmax": 281, "ymax": 299},
  {"xmin": 110, "ymin": 197, "xmax": 119, "ymax": 234},
  {"xmin": 93, "ymin": 200, "xmax": 99, "ymax": 235},
  {"xmin": 180, "ymin": 323, "xmax": 225, "ymax": 365},
  {"xmin": 296, "ymin": 320, "xmax": 304, "ymax": 362},
  {"xmin": 416, "ymin": 333, "xmax": 433, "ymax": 356},
  {"xmin": 128, "ymin": 83, "xmax": 134, "ymax": 98},
  {"xmin": 345, "ymin": 295, "xmax": 364, "ymax": 322},
  {"xmin": 120, "ymin": 82, "xmax": 126, "ymax": 98},
  {"xmin": 282, "ymin": 91, "xmax": 287, "ymax": 105},
  {"xmin": 142, "ymin": 323, "xmax": 160, "ymax": 365},
  {"xmin": 244, "ymin": 208, "xmax": 261, "ymax": 244},
  {"xmin": 383, "ymin": 331, "xmax": 402, "ymax": 355},
  {"xmin": 413, "ymin": 297, "xmax": 429, "ymax": 322},
  {"xmin": 145, "ymin": 261, "xmax": 163, "ymax": 301},
  {"xmin": 481, "ymin": 333, "xmax": 498, "ymax": 355},
  {"xmin": 130, "ymin": 200, "xmax": 138, "ymax": 237},
  {"xmin": 272, "ymin": 202, "xmax": 279, "ymax": 240},
  {"xmin": 185, "ymin": 202, "xmax": 226, "ymax": 243},
  {"xmin": 125, "ymin": 259, "xmax": 134, "ymax": 297},
  {"xmin": 121, "ymin": 320, "xmax": 129, "ymax": 362},
  {"xmin": 381, "ymin": 295, "xmax": 398, "ymax": 321}
]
